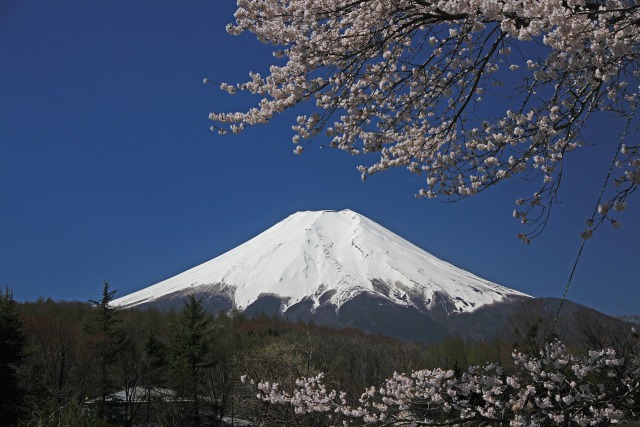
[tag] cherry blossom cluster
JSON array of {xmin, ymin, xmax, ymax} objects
[
  {"xmin": 210, "ymin": 0, "xmax": 640, "ymax": 239},
  {"xmin": 245, "ymin": 340, "xmax": 639, "ymax": 426}
]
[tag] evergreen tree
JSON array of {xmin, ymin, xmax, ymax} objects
[
  {"xmin": 171, "ymin": 294, "xmax": 212, "ymax": 427},
  {"xmin": 84, "ymin": 281, "xmax": 124, "ymax": 421},
  {"xmin": 142, "ymin": 333, "xmax": 168, "ymax": 425},
  {"xmin": 0, "ymin": 287, "xmax": 26, "ymax": 426}
]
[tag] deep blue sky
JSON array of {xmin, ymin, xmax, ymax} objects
[{"xmin": 2, "ymin": 1, "xmax": 638, "ymax": 315}]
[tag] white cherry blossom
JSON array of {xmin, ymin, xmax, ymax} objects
[
  {"xmin": 248, "ymin": 340, "xmax": 640, "ymax": 426},
  {"xmin": 210, "ymin": 0, "xmax": 640, "ymax": 240}
]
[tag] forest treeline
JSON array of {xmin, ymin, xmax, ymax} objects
[{"xmin": 1, "ymin": 284, "xmax": 637, "ymax": 427}]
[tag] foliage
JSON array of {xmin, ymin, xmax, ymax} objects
[
  {"xmin": 84, "ymin": 281, "xmax": 126, "ymax": 421},
  {"xmin": 18, "ymin": 398, "xmax": 106, "ymax": 427},
  {"xmin": 171, "ymin": 295, "xmax": 212, "ymax": 376},
  {"xmin": 210, "ymin": 0, "xmax": 640, "ymax": 240},
  {"xmin": 11, "ymin": 289, "xmax": 639, "ymax": 426},
  {"xmin": 18, "ymin": 298, "xmax": 99, "ymax": 426},
  {"xmin": 250, "ymin": 340, "xmax": 640, "ymax": 426},
  {"xmin": 0, "ymin": 288, "xmax": 26, "ymax": 425},
  {"xmin": 170, "ymin": 294, "xmax": 214, "ymax": 427}
]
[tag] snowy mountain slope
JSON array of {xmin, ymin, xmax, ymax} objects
[{"xmin": 112, "ymin": 209, "xmax": 529, "ymax": 316}]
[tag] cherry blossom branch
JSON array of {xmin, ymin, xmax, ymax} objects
[
  {"xmin": 243, "ymin": 339, "xmax": 639, "ymax": 426},
  {"xmin": 210, "ymin": 0, "xmax": 640, "ymax": 240}
]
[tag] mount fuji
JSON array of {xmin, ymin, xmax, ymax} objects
[{"xmin": 113, "ymin": 209, "xmax": 532, "ymax": 342}]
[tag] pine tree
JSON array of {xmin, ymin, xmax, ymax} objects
[
  {"xmin": 84, "ymin": 281, "xmax": 124, "ymax": 421},
  {"xmin": 142, "ymin": 333, "xmax": 168, "ymax": 425},
  {"xmin": 171, "ymin": 294, "xmax": 212, "ymax": 427},
  {"xmin": 0, "ymin": 287, "xmax": 26, "ymax": 426}
]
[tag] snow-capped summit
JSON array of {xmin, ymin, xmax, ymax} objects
[{"xmin": 112, "ymin": 209, "xmax": 529, "ymax": 319}]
